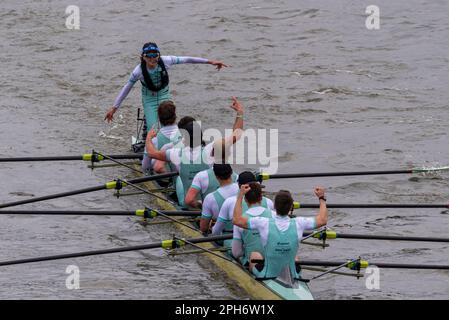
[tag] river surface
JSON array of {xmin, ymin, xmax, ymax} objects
[{"xmin": 0, "ymin": 0, "xmax": 448, "ymax": 299}]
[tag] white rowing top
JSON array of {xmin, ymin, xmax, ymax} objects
[{"xmin": 201, "ymin": 183, "xmax": 239, "ymax": 220}]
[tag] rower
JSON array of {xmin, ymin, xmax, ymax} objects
[
  {"xmin": 211, "ymin": 171, "xmax": 273, "ymax": 236},
  {"xmin": 150, "ymin": 115, "xmax": 197, "ymax": 174},
  {"xmin": 233, "ymin": 186, "xmax": 328, "ymax": 280},
  {"xmin": 184, "ymin": 140, "xmax": 237, "ymax": 208},
  {"xmin": 230, "ymin": 182, "xmax": 273, "ymax": 264},
  {"xmin": 145, "ymin": 97, "xmax": 244, "ymax": 207},
  {"xmin": 105, "ymin": 42, "xmax": 228, "ymax": 130},
  {"xmin": 141, "ymin": 101, "xmax": 181, "ymax": 173},
  {"xmin": 199, "ymin": 164, "xmax": 239, "ymax": 234}
]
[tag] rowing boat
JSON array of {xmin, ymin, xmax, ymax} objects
[{"xmin": 131, "ymin": 137, "xmax": 313, "ymax": 300}]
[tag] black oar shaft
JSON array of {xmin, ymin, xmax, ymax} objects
[
  {"xmin": 0, "ymin": 154, "xmax": 143, "ymax": 162},
  {"xmin": 266, "ymin": 170, "xmax": 412, "ymax": 179},
  {"xmin": 0, "ymin": 210, "xmax": 201, "ymax": 216},
  {"xmin": 299, "ymin": 203, "xmax": 448, "ymax": 209},
  {"xmin": 0, "ymin": 172, "xmax": 178, "ymax": 209},
  {"xmin": 300, "ymin": 260, "xmax": 449, "ymax": 270},
  {"xmin": 0, "ymin": 234, "xmax": 231, "ymax": 267},
  {"xmin": 303, "ymin": 231, "xmax": 449, "ymax": 243},
  {"xmin": 335, "ymin": 233, "xmax": 449, "ymax": 242},
  {"xmin": 0, "ymin": 185, "xmax": 105, "ymax": 209}
]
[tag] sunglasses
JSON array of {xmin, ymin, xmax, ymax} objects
[{"xmin": 144, "ymin": 52, "xmax": 160, "ymax": 58}]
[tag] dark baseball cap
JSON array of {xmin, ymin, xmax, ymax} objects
[{"xmin": 237, "ymin": 171, "xmax": 256, "ymax": 185}]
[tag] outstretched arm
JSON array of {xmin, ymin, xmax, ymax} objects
[
  {"xmin": 314, "ymin": 187, "xmax": 328, "ymax": 228},
  {"xmin": 163, "ymin": 56, "xmax": 229, "ymax": 70},
  {"xmin": 232, "ymin": 184, "xmax": 251, "ymax": 229}
]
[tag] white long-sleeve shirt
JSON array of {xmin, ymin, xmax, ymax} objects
[{"xmin": 113, "ymin": 56, "xmax": 209, "ymax": 108}]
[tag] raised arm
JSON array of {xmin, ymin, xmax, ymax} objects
[
  {"xmin": 232, "ymin": 184, "xmax": 251, "ymax": 229},
  {"xmin": 145, "ymin": 129, "xmax": 167, "ymax": 161},
  {"xmin": 314, "ymin": 187, "xmax": 328, "ymax": 228},
  {"xmin": 223, "ymin": 97, "xmax": 244, "ymax": 146}
]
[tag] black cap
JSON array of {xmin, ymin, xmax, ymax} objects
[{"xmin": 237, "ymin": 171, "xmax": 256, "ymax": 185}]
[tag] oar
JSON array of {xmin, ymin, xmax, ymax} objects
[
  {"xmin": 299, "ymin": 259, "xmax": 449, "ymax": 270},
  {"xmin": 0, "ymin": 172, "xmax": 178, "ymax": 209},
  {"xmin": 251, "ymin": 258, "xmax": 449, "ymax": 270},
  {"xmin": 0, "ymin": 209, "xmax": 201, "ymax": 217},
  {"xmin": 0, "ymin": 234, "xmax": 231, "ymax": 267},
  {"xmin": 258, "ymin": 165, "xmax": 449, "ymax": 180},
  {"xmin": 293, "ymin": 202, "xmax": 449, "ymax": 209},
  {"xmin": 303, "ymin": 230, "xmax": 449, "ymax": 243},
  {"xmin": 0, "ymin": 153, "xmax": 143, "ymax": 162}
]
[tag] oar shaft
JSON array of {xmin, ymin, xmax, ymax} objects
[
  {"xmin": 303, "ymin": 231, "xmax": 449, "ymax": 243},
  {"xmin": 299, "ymin": 260, "xmax": 449, "ymax": 270},
  {"xmin": 0, "ymin": 234, "xmax": 231, "ymax": 267},
  {"xmin": 0, "ymin": 243, "xmax": 162, "ymax": 267},
  {"xmin": 0, "ymin": 185, "xmax": 106, "ymax": 209},
  {"xmin": 0, "ymin": 210, "xmax": 201, "ymax": 216},
  {"xmin": 299, "ymin": 203, "xmax": 449, "ymax": 209},
  {"xmin": 266, "ymin": 170, "xmax": 412, "ymax": 179},
  {"xmin": 0, "ymin": 172, "xmax": 178, "ymax": 209},
  {"xmin": 335, "ymin": 233, "xmax": 449, "ymax": 243},
  {"xmin": 0, "ymin": 154, "xmax": 143, "ymax": 162}
]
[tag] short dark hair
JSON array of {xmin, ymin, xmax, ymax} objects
[
  {"xmin": 274, "ymin": 190, "xmax": 293, "ymax": 216},
  {"xmin": 180, "ymin": 121, "xmax": 204, "ymax": 148},
  {"xmin": 158, "ymin": 101, "xmax": 176, "ymax": 126},
  {"xmin": 245, "ymin": 182, "xmax": 262, "ymax": 204},
  {"xmin": 213, "ymin": 163, "xmax": 233, "ymax": 180},
  {"xmin": 178, "ymin": 116, "xmax": 196, "ymax": 130}
]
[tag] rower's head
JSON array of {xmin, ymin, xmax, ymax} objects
[
  {"xmin": 213, "ymin": 163, "xmax": 233, "ymax": 182},
  {"xmin": 274, "ymin": 190, "xmax": 294, "ymax": 216},
  {"xmin": 178, "ymin": 116, "xmax": 196, "ymax": 130},
  {"xmin": 181, "ymin": 121, "xmax": 205, "ymax": 149},
  {"xmin": 244, "ymin": 182, "xmax": 263, "ymax": 205},
  {"xmin": 158, "ymin": 101, "xmax": 176, "ymax": 126},
  {"xmin": 141, "ymin": 42, "xmax": 160, "ymax": 69},
  {"xmin": 237, "ymin": 171, "xmax": 256, "ymax": 187}
]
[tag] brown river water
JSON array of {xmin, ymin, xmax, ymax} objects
[{"xmin": 0, "ymin": 0, "xmax": 448, "ymax": 299}]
